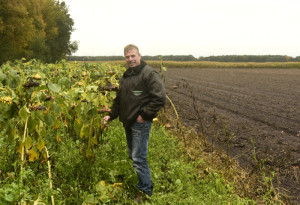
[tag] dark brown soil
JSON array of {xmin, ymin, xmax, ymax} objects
[{"xmin": 163, "ymin": 68, "xmax": 300, "ymax": 204}]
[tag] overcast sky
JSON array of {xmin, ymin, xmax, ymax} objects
[{"xmin": 63, "ymin": 0, "xmax": 300, "ymax": 57}]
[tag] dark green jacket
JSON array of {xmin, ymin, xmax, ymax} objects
[{"xmin": 109, "ymin": 61, "xmax": 166, "ymax": 128}]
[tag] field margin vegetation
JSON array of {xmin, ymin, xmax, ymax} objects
[{"xmin": 159, "ymin": 105, "xmax": 286, "ymax": 204}]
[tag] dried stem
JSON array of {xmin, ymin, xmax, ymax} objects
[
  {"xmin": 166, "ymin": 95, "xmax": 186, "ymax": 146},
  {"xmin": 21, "ymin": 117, "xmax": 29, "ymax": 180},
  {"xmin": 45, "ymin": 146, "xmax": 55, "ymax": 205},
  {"xmin": 166, "ymin": 95, "xmax": 179, "ymax": 120}
]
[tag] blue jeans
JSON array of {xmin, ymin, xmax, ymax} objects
[{"xmin": 125, "ymin": 121, "xmax": 153, "ymax": 196}]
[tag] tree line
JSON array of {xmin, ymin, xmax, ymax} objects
[
  {"xmin": 68, "ymin": 55, "xmax": 300, "ymax": 62},
  {"xmin": 198, "ymin": 55, "xmax": 300, "ymax": 62},
  {"xmin": 67, "ymin": 55, "xmax": 198, "ymax": 62},
  {"xmin": 0, "ymin": 0, "xmax": 77, "ymax": 65}
]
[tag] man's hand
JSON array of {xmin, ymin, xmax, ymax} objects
[
  {"xmin": 103, "ymin": 115, "xmax": 110, "ymax": 122},
  {"xmin": 100, "ymin": 115, "xmax": 110, "ymax": 132},
  {"xmin": 136, "ymin": 115, "xmax": 145, "ymax": 123}
]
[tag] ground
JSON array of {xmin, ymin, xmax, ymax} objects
[{"xmin": 163, "ymin": 68, "xmax": 300, "ymax": 204}]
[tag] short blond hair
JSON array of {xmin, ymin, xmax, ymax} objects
[{"xmin": 124, "ymin": 44, "xmax": 140, "ymax": 55}]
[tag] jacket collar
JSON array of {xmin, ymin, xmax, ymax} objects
[{"xmin": 123, "ymin": 60, "xmax": 147, "ymax": 78}]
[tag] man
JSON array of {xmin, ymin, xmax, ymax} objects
[{"xmin": 103, "ymin": 44, "xmax": 166, "ymax": 201}]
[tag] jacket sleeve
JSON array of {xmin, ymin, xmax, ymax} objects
[
  {"xmin": 140, "ymin": 71, "xmax": 166, "ymax": 120},
  {"xmin": 108, "ymin": 86, "xmax": 121, "ymax": 121}
]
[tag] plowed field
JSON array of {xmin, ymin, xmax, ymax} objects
[{"xmin": 163, "ymin": 68, "xmax": 300, "ymax": 204}]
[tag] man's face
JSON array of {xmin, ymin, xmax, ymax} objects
[{"xmin": 125, "ymin": 49, "xmax": 141, "ymax": 68}]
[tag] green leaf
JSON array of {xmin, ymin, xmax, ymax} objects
[
  {"xmin": 0, "ymin": 71, "xmax": 7, "ymax": 82},
  {"xmin": 28, "ymin": 148, "xmax": 39, "ymax": 162},
  {"xmin": 48, "ymin": 83, "xmax": 61, "ymax": 93},
  {"xmin": 80, "ymin": 124, "xmax": 91, "ymax": 138},
  {"xmin": 27, "ymin": 116, "xmax": 38, "ymax": 132},
  {"xmin": 43, "ymin": 114, "xmax": 55, "ymax": 126},
  {"xmin": 36, "ymin": 138, "xmax": 45, "ymax": 151},
  {"xmin": 19, "ymin": 105, "xmax": 30, "ymax": 122},
  {"xmin": 24, "ymin": 136, "xmax": 33, "ymax": 150},
  {"xmin": 4, "ymin": 193, "xmax": 14, "ymax": 202},
  {"xmin": 12, "ymin": 128, "xmax": 20, "ymax": 140},
  {"xmin": 84, "ymin": 194, "xmax": 99, "ymax": 204},
  {"xmin": 58, "ymin": 77, "xmax": 71, "ymax": 88},
  {"xmin": 74, "ymin": 118, "xmax": 82, "ymax": 136},
  {"xmin": 87, "ymin": 85, "xmax": 98, "ymax": 92},
  {"xmin": 161, "ymin": 66, "xmax": 167, "ymax": 72},
  {"xmin": 87, "ymin": 107, "xmax": 97, "ymax": 118},
  {"xmin": 175, "ymin": 179, "xmax": 182, "ymax": 186},
  {"xmin": 9, "ymin": 69, "xmax": 19, "ymax": 78},
  {"xmin": 52, "ymin": 102, "xmax": 62, "ymax": 114},
  {"xmin": 95, "ymin": 181, "xmax": 111, "ymax": 203}
]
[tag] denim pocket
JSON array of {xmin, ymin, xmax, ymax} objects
[{"xmin": 133, "ymin": 121, "xmax": 151, "ymax": 129}]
